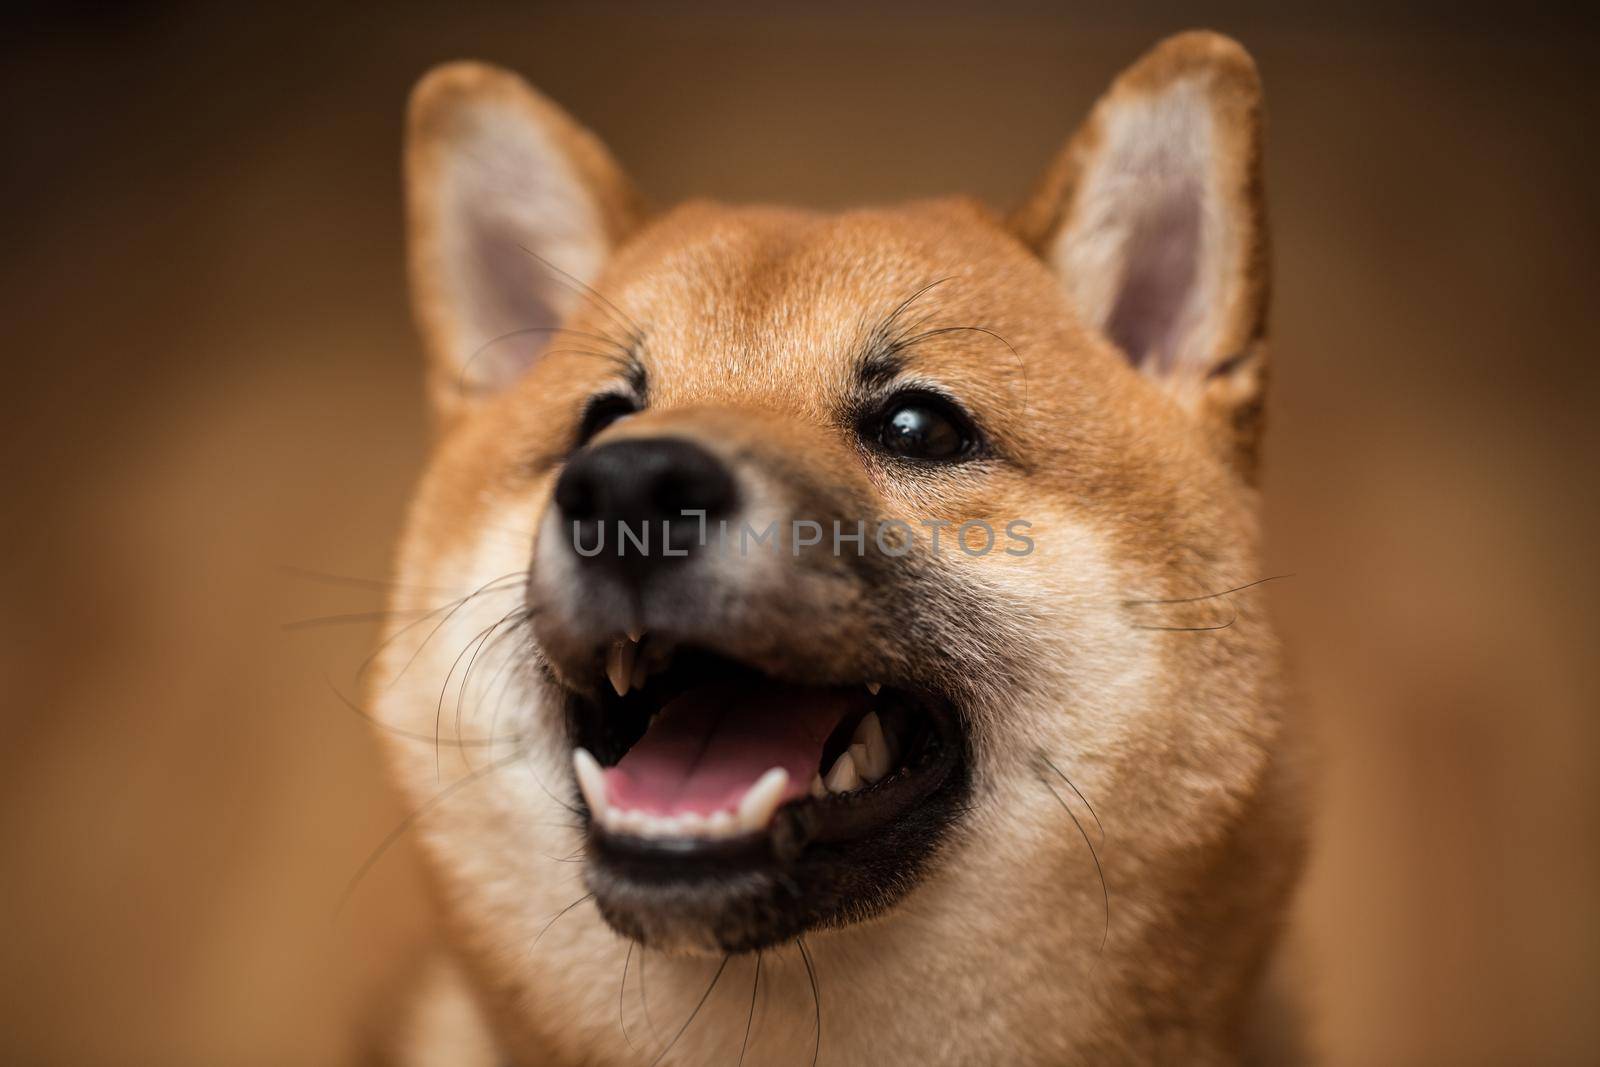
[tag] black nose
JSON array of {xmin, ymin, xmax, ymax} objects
[{"xmin": 553, "ymin": 438, "xmax": 737, "ymax": 573}]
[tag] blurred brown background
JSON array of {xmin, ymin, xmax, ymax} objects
[{"xmin": 3, "ymin": 3, "xmax": 1597, "ymax": 1064}]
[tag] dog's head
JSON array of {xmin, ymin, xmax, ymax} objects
[{"xmin": 378, "ymin": 31, "xmax": 1295, "ymax": 1061}]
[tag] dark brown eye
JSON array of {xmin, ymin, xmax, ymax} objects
[
  {"xmin": 576, "ymin": 394, "xmax": 637, "ymax": 447},
  {"xmin": 872, "ymin": 392, "xmax": 977, "ymax": 462}
]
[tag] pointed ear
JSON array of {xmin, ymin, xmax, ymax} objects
[
  {"xmin": 405, "ymin": 62, "xmax": 643, "ymax": 420},
  {"xmin": 1011, "ymin": 32, "xmax": 1270, "ymax": 478}
]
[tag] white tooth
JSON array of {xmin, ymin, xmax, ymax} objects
[
  {"xmin": 573, "ymin": 748, "xmax": 608, "ymax": 816},
  {"xmin": 851, "ymin": 713, "xmax": 891, "ymax": 780},
  {"xmin": 615, "ymin": 809, "xmax": 647, "ymax": 836},
  {"xmin": 866, "ymin": 682, "xmax": 882, "ymax": 696},
  {"xmin": 824, "ymin": 750, "xmax": 861, "ymax": 793},
  {"xmin": 847, "ymin": 742, "xmax": 879, "ymax": 783},
  {"xmin": 810, "ymin": 773, "xmax": 827, "ymax": 799},
  {"xmin": 736, "ymin": 768, "xmax": 790, "ymax": 831},
  {"xmin": 677, "ymin": 812, "xmax": 704, "ymax": 836},
  {"xmin": 606, "ymin": 640, "xmax": 636, "ymax": 696},
  {"xmin": 628, "ymin": 629, "xmax": 643, "ymax": 643},
  {"xmin": 705, "ymin": 810, "xmax": 735, "ymax": 837}
]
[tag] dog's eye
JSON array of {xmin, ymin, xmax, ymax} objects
[
  {"xmin": 575, "ymin": 394, "xmax": 638, "ymax": 447},
  {"xmin": 870, "ymin": 392, "xmax": 977, "ymax": 462}
]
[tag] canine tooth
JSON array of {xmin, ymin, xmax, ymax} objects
[
  {"xmin": 847, "ymin": 742, "xmax": 880, "ymax": 783},
  {"xmin": 810, "ymin": 773, "xmax": 827, "ymax": 799},
  {"xmin": 852, "ymin": 713, "xmax": 891, "ymax": 780},
  {"xmin": 824, "ymin": 750, "xmax": 861, "ymax": 793},
  {"xmin": 866, "ymin": 682, "xmax": 882, "ymax": 696},
  {"xmin": 627, "ymin": 629, "xmax": 643, "ymax": 643},
  {"xmin": 736, "ymin": 768, "xmax": 790, "ymax": 831},
  {"xmin": 572, "ymin": 748, "xmax": 608, "ymax": 816},
  {"xmin": 606, "ymin": 640, "xmax": 636, "ymax": 696}
]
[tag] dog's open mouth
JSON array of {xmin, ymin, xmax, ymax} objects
[{"xmin": 560, "ymin": 637, "xmax": 969, "ymax": 951}]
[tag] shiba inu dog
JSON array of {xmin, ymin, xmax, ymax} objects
[{"xmin": 372, "ymin": 30, "xmax": 1304, "ymax": 1066}]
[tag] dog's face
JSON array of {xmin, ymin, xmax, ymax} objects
[{"xmin": 378, "ymin": 32, "xmax": 1297, "ymax": 1064}]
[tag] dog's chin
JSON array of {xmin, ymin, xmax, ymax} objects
[{"xmin": 551, "ymin": 640, "xmax": 971, "ymax": 954}]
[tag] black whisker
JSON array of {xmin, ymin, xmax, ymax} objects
[
  {"xmin": 482, "ymin": 638, "xmax": 535, "ymax": 748},
  {"xmin": 451, "ymin": 608, "xmax": 532, "ymax": 771},
  {"xmin": 797, "ymin": 936, "xmax": 822, "ymax": 1067},
  {"xmin": 532, "ymin": 891, "xmax": 595, "ymax": 948},
  {"xmin": 619, "ymin": 941, "xmax": 636, "ymax": 1048},
  {"xmin": 891, "ymin": 323, "xmax": 1029, "ymax": 414},
  {"xmin": 436, "ymin": 607, "xmax": 528, "ymax": 778},
  {"xmin": 282, "ymin": 608, "xmax": 433, "ymax": 631},
  {"xmin": 458, "ymin": 327, "xmax": 637, "ymax": 391},
  {"xmin": 646, "ymin": 953, "xmax": 729, "ymax": 1067},
  {"xmin": 1037, "ymin": 770, "xmax": 1110, "ymax": 960},
  {"xmin": 515, "ymin": 243, "xmax": 646, "ymax": 347},
  {"xmin": 880, "ymin": 277, "xmax": 954, "ymax": 340},
  {"xmin": 1135, "ymin": 613, "xmax": 1237, "ymax": 633},
  {"xmin": 738, "ymin": 950, "xmax": 762, "ymax": 1067},
  {"xmin": 638, "ymin": 947, "xmax": 660, "ymax": 1041},
  {"xmin": 335, "ymin": 745, "xmax": 527, "ymax": 917},
  {"xmin": 374, "ymin": 570, "xmax": 528, "ymax": 690},
  {"xmin": 511, "ymin": 747, "xmax": 585, "ymax": 819},
  {"xmin": 325, "ymin": 675, "xmax": 522, "ymax": 748},
  {"xmin": 1040, "ymin": 754, "xmax": 1104, "ymax": 847},
  {"xmin": 277, "ymin": 564, "xmax": 459, "ymax": 596},
  {"xmin": 1122, "ymin": 573, "xmax": 1293, "ymax": 607}
]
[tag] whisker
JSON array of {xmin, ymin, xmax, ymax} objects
[
  {"xmin": 324, "ymin": 676, "xmax": 522, "ymax": 748},
  {"xmin": 619, "ymin": 941, "xmax": 636, "ymax": 1048},
  {"xmin": 1135, "ymin": 613, "xmax": 1237, "ymax": 633},
  {"xmin": 1040, "ymin": 754, "xmax": 1104, "ymax": 846},
  {"xmin": 638, "ymin": 947, "xmax": 660, "ymax": 1041},
  {"xmin": 645, "ymin": 953, "xmax": 729, "ymax": 1067},
  {"xmin": 737, "ymin": 950, "xmax": 762, "ymax": 1067},
  {"xmin": 532, "ymin": 891, "xmax": 595, "ymax": 948},
  {"xmin": 449, "ymin": 608, "xmax": 532, "ymax": 772},
  {"xmin": 1122, "ymin": 573, "xmax": 1292, "ymax": 607},
  {"xmin": 1037, "ymin": 768, "xmax": 1110, "ymax": 960},
  {"xmin": 276, "ymin": 564, "xmax": 460, "ymax": 596},
  {"xmin": 797, "ymin": 936, "xmax": 822, "ymax": 1067},
  {"xmin": 879, "ymin": 277, "xmax": 954, "ymax": 342},
  {"xmin": 435, "ymin": 607, "xmax": 528, "ymax": 778},
  {"xmin": 373, "ymin": 570, "xmax": 528, "ymax": 690},
  {"xmin": 891, "ymin": 323, "xmax": 1029, "ymax": 414},
  {"xmin": 458, "ymin": 326, "xmax": 637, "ymax": 392},
  {"xmin": 335, "ymin": 745, "xmax": 527, "ymax": 917},
  {"xmin": 483, "ymin": 640, "xmax": 535, "ymax": 750},
  {"xmin": 282, "ymin": 608, "xmax": 432, "ymax": 631},
  {"xmin": 515, "ymin": 243, "xmax": 646, "ymax": 346},
  {"xmin": 512, "ymin": 746, "xmax": 585, "ymax": 819}
]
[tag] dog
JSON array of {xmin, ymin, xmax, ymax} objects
[{"xmin": 371, "ymin": 30, "xmax": 1304, "ymax": 1065}]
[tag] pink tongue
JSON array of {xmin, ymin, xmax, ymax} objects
[{"xmin": 602, "ymin": 682, "xmax": 859, "ymax": 816}]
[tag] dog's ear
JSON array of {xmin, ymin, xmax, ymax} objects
[
  {"xmin": 406, "ymin": 63, "xmax": 643, "ymax": 421},
  {"xmin": 1012, "ymin": 32, "xmax": 1269, "ymax": 478}
]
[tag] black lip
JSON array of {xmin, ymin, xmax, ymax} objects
[{"xmin": 557, "ymin": 647, "xmax": 971, "ymax": 952}]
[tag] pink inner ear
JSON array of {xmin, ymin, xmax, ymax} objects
[
  {"xmin": 1104, "ymin": 179, "xmax": 1202, "ymax": 376},
  {"xmin": 462, "ymin": 215, "xmax": 561, "ymax": 389}
]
